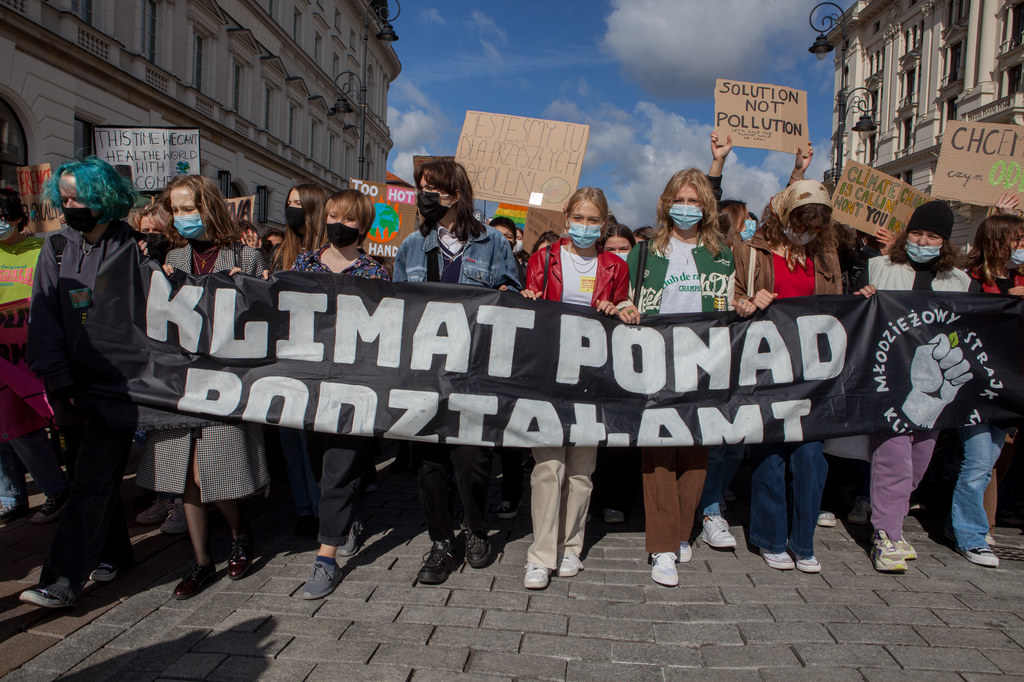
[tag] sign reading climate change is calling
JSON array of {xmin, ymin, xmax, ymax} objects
[
  {"xmin": 93, "ymin": 127, "xmax": 200, "ymax": 192},
  {"xmin": 832, "ymin": 161, "xmax": 929, "ymax": 236},
  {"xmin": 350, "ymin": 179, "xmax": 418, "ymax": 259}
]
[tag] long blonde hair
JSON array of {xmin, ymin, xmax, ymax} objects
[
  {"xmin": 652, "ymin": 169, "xmax": 722, "ymax": 257},
  {"xmin": 563, "ymin": 187, "xmax": 609, "ymax": 228}
]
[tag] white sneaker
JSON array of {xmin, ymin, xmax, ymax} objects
[
  {"xmin": 556, "ymin": 552, "xmax": 583, "ymax": 577},
  {"xmin": 961, "ymin": 547, "xmax": 999, "ymax": 568},
  {"xmin": 700, "ymin": 515, "xmax": 737, "ymax": 549},
  {"xmin": 160, "ymin": 499, "xmax": 187, "ymax": 534},
  {"xmin": 816, "ymin": 511, "xmax": 837, "ymax": 527},
  {"xmin": 847, "ymin": 496, "xmax": 870, "ymax": 525},
  {"xmin": 677, "ymin": 541, "xmax": 692, "ymax": 563},
  {"xmin": 795, "ymin": 555, "xmax": 822, "ymax": 573},
  {"xmin": 649, "ymin": 552, "xmax": 678, "ymax": 587},
  {"xmin": 603, "ymin": 508, "xmax": 625, "ymax": 524},
  {"xmin": 985, "ymin": 532, "xmax": 995, "ymax": 546},
  {"xmin": 524, "ymin": 562, "xmax": 550, "ymax": 589},
  {"xmin": 760, "ymin": 549, "xmax": 795, "ymax": 570}
]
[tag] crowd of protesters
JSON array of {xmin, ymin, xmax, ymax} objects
[{"xmin": 3, "ymin": 135, "xmax": 1023, "ymax": 611}]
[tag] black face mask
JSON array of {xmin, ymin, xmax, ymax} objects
[
  {"xmin": 143, "ymin": 232, "xmax": 170, "ymax": 263},
  {"xmin": 325, "ymin": 222, "xmax": 360, "ymax": 248},
  {"xmin": 62, "ymin": 206, "xmax": 100, "ymax": 233},
  {"xmin": 416, "ymin": 191, "xmax": 451, "ymax": 223},
  {"xmin": 284, "ymin": 205, "xmax": 306, "ymax": 232}
]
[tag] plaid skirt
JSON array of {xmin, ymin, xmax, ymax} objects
[{"xmin": 136, "ymin": 423, "xmax": 269, "ymax": 503}]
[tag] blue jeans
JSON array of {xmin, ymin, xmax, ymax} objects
[
  {"xmin": 281, "ymin": 427, "xmax": 320, "ymax": 517},
  {"xmin": 952, "ymin": 424, "xmax": 1007, "ymax": 551},
  {"xmin": 749, "ymin": 441, "xmax": 827, "ymax": 558},
  {"xmin": 0, "ymin": 428, "xmax": 69, "ymax": 507},
  {"xmin": 700, "ymin": 444, "xmax": 744, "ymax": 516}
]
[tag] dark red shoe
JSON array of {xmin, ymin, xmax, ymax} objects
[
  {"xmin": 227, "ymin": 532, "xmax": 254, "ymax": 580},
  {"xmin": 173, "ymin": 561, "xmax": 215, "ymax": 599}
]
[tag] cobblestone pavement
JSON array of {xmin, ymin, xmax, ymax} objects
[{"xmin": 2, "ymin": 453, "xmax": 1024, "ymax": 681}]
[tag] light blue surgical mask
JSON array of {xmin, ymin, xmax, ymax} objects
[
  {"xmin": 783, "ymin": 227, "xmax": 815, "ymax": 246},
  {"xmin": 174, "ymin": 213, "xmax": 206, "ymax": 240},
  {"xmin": 567, "ymin": 222, "xmax": 601, "ymax": 249},
  {"xmin": 740, "ymin": 219, "xmax": 757, "ymax": 241},
  {"xmin": 669, "ymin": 204, "xmax": 703, "ymax": 229},
  {"xmin": 1009, "ymin": 248, "xmax": 1024, "ymax": 267},
  {"xmin": 906, "ymin": 241, "xmax": 941, "ymax": 263},
  {"xmin": 0, "ymin": 219, "xmax": 15, "ymax": 241}
]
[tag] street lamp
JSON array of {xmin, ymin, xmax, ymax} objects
[
  {"xmin": 329, "ymin": 1, "xmax": 401, "ymax": 180},
  {"xmin": 808, "ymin": 1, "xmax": 854, "ymax": 182}
]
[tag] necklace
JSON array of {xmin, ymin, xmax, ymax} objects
[
  {"xmin": 564, "ymin": 246, "xmax": 597, "ymax": 274},
  {"xmin": 192, "ymin": 247, "xmax": 219, "ymax": 272}
]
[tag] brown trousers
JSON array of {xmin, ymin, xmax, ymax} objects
[{"xmin": 641, "ymin": 446, "xmax": 709, "ymax": 554}]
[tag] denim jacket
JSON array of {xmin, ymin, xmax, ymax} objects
[{"xmin": 394, "ymin": 223, "xmax": 521, "ymax": 291}]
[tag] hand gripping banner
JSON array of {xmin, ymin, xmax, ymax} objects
[{"xmin": 77, "ymin": 244, "xmax": 1024, "ymax": 446}]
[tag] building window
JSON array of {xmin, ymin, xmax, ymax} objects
[
  {"xmin": 945, "ymin": 98, "xmax": 958, "ymax": 129},
  {"xmin": 334, "ymin": 10, "xmax": 341, "ymax": 30},
  {"xmin": 1013, "ymin": 3, "xmax": 1024, "ymax": 46},
  {"xmin": 902, "ymin": 118, "xmax": 913, "ymax": 150},
  {"xmin": 310, "ymin": 121, "xmax": 318, "ymax": 158},
  {"xmin": 288, "ymin": 104, "xmax": 295, "ymax": 146},
  {"xmin": 267, "ymin": 0, "xmax": 274, "ymax": 19},
  {"xmin": 1009, "ymin": 64, "xmax": 1023, "ymax": 96},
  {"xmin": 0, "ymin": 97, "xmax": 27, "ymax": 190},
  {"xmin": 332, "ymin": 54, "xmax": 339, "ymax": 76},
  {"xmin": 315, "ymin": 33, "xmax": 322, "ymax": 64},
  {"xmin": 74, "ymin": 117, "xmax": 94, "ymax": 160},
  {"xmin": 72, "ymin": 0, "xmax": 93, "ymax": 25},
  {"xmin": 902, "ymin": 170, "xmax": 913, "ymax": 185},
  {"xmin": 232, "ymin": 63, "xmax": 242, "ymax": 112},
  {"xmin": 873, "ymin": 20, "xmax": 880, "ymax": 34},
  {"xmin": 293, "ymin": 10, "xmax": 301, "ymax": 42},
  {"xmin": 329, "ymin": 134, "xmax": 336, "ymax": 170},
  {"xmin": 263, "ymin": 86, "xmax": 272, "ymax": 131},
  {"xmin": 142, "ymin": 0, "xmax": 157, "ymax": 62},
  {"xmin": 867, "ymin": 133, "xmax": 877, "ymax": 163},
  {"xmin": 193, "ymin": 33, "xmax": 204, "ymax": 92},
  {"xmin": 949, "ymin": 43, "xmax": 962, "ymax": 81}
]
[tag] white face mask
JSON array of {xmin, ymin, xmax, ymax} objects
[
  {"xmin": 783, "ymin": 227, "xmax": 815, "ymax": 246},
  {"xmin": 613, "ymin": 251, "xmax": 628, "ymax": 261}
]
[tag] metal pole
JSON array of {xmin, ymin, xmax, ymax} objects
[{"xmin": 358, "ymin": 9, "xmax": 368, "ymax": 179}]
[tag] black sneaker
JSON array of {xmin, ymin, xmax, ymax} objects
[
  {"xmin": 31, "ymin": 491, "xmax": 70, "ymax": 525},
  {"xmin": 464, "ymin": 528, "xmax": 491, "ymax": 569},
  {"xmin": 417, "ymin": 540, "xmax": 456, "ymax": 584}
]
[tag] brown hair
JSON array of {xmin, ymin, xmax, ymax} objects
[
  {"xmin": 414, "ymin": 159, "xmax": 482, "ymax": 241},
  {"xmin": 599, "ymin": 222, "xmax": 636, "ymax": 249},
  {"xmin": 652, "ymin": 169, "xmax": 722, "ymax": 257},
  {"xmin": 325, "ymin": 189, "xmax": 376, "ymax": 247},
  {"xmin": 276, "ymin": 183, "xmax": 328, "ymax": 272},
  {"xmin": 162, "ymin": 175, "xmax": 238, "ymax": 248},
  {"xmin": 632, "ymin": 226, "xmax": 655, "ymax": 242},
  {"xmin": 761, "ymin": 202, "xmax": 837, "ymax": 270},
  {"xmin": 888, "ymin": 228, "xmax": 959, "ymax": 273},
  {"xmin": 718, "ymin": 200, "xmax": 749, "ymax": 247},
  {"xmin": 534, "ymin": 230, "xmax": 561, "ymax": 253},
  {"xmin": 131, "ymin": 202, "xmax": 172, "ymax": 234},
  {"xmin": 964, "ymin": 213, "xmax": 1024, "ymax": 283}
]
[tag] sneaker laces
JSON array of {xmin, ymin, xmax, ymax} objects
[
  {"xmin": 230, "ymin": 535, "xmax": 251, "ymax": 561},
  {"xmin": 309, "ymin": 560, "xmax": 333, "ymax": 583},
  {"xmin": 182, "ymin": 561, "xmax": 209, "ymax": 582},
  {"xmin": 560, "ymin": 553, "xmax": 583, "ymax": 572},
  {"xmin": 422, "ymin": 542, "xmax": 453, "ymax": 568},
  {"xmin": 466, "ymin": 530, "xmax": 488, "ymax": 552}
]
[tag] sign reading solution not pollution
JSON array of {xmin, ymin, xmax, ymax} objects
[
  {"xmin": 932, "ymin": 121, "xmax": 1024, "ymax": 206},
  {"xmin": 714, "ymin": 79, "xmax": 808, "ymax": 153},
  {"xmin": 455, "ymin": 111, "xmax": 589, "ymax": 212},
  {"xmin": 93, "ymin": 127, "xmax": 201, "ymax": 192},
  {"xmin": 832, "ymin": 161, "xmax": 929, "ymax": 236}
]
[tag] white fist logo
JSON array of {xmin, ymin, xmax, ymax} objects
[{"xmin": 902, "ymin": 333, "xmax": 973, "ymax": 429}]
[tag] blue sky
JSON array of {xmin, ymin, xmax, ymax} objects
[{"xmin": 385, "ymin": 0, "xmax": 842, "ymax": 228}]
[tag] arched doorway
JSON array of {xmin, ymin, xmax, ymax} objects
[{"xmin": 0, "ymin": 96, "xmax": 28, "ymax": 190}]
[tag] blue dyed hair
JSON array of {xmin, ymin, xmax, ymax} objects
[{"xmin": 44, "ymin": 156, "xmax": 138, "ymax": 224}]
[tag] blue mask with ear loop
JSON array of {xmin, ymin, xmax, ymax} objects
[
  {"xmin": 0, "ymin": 219, "xmax": 15, "ymax": 241},
  {"xmin": 740, "ymin": 219, "xmax": 756, "ymax": 241},
  {"xmin": 1008, "ymin": 248, "xmax": 1024, "ymax": 267}
]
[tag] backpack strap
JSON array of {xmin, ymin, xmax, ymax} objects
[
  {"xmin": 50, "ymin": 234, "xmax": 67, "ymax": 267},
  {"xmin": 631, "ymin": 240, "xmax": 649, "ymax": 308},
  {"xmin": 541, "ymin": 245, "xmax": 553, "ymax": 298},
  {"xmin": 426, "ymin": 246, "xmax": 440, "ymax": 282},
  {"xmin": 746, "ymin": 244, "xmax": 756, "ymax": 297}
]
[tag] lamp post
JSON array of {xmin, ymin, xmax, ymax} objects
[
  {"xmin": 808, "ymin": 2, "xmax": 851, "ymax": 182},
  {"xmin": 329, "ymin": 1, "xmax": 400, "ymax": 180}
]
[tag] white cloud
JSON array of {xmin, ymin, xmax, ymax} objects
[
  {"xmin": 386, "ymin": 81, "xmax": 449, "ymax": 184},
  {"xmin": 544, "ymin": 98, "xmax": 819, "ymax": 229},
  {"xmin": 466, "ymin": 9, "xmax": 508, "ymax": 46},
  {"xmin": 601, "ymin": 0, "xmax": 827, "ymax": 97},
  {"xmin": 418, "ymin": 8, "xmax": 445, "ymax": 25}
]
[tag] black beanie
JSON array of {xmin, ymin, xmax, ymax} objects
[{"xmin": 906, "ymin": 200, "xmax": 953, "ymax": 241}]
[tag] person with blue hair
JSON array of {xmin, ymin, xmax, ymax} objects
[{"xmin": 20, "ymin": 156, "xmax": 143, "ymax": 609}]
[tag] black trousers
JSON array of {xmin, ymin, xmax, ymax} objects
[
  {"xmin": 416, "ymin": 443, "xmax": 491, "ymax": 543},
  {"xmin": 310, "ymin": 433, "xmax": 369, "ymax": 546},
  {"xmin": 39, "ymin": 425, "xmax": 134, "ymax": 596},
  {"xmin": 498, "ymin": 447, "xmax": 525, "ymax": 505},
  {"xmin": 592, "ymin": 446, "xmax": 641, "ymax": 513}
]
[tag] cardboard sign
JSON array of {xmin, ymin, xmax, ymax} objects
[
  {"xmin": 714, "ymin": 79, "xmax": 808, "ymax": 154},
  {"xmin": 15, "ymin": 164, "xmax": 60, "ymax": 232},
  {"xmin": 832, "ymin": 161, "xmax": 929, "ymax": 236},
  {"xmin": 523, "ymin": 207, "xmax": 564, "ymax": 253},
  {"xmin": 932, "ymin": 121, "xmax": 1024, "ymax": 206},
  {"xmin": 225, "ymin": 196, "xmax": 255, "ymax": 224},
  {"xmin": 350, "ymin": 178, "xmax": 418, "ymax": 259},
  {"xmin": 493, "ymin": 203, "xmax": 528, "ymax": 231},
  {"xmin": 455, "ymin": 111, "xmax": 589, "ymax": 212},
  {"xmin": 93, "ymin": 127, "xmax": 201, "ymax": 192}
]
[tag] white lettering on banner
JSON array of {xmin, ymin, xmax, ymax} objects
[
  {"xmin": 178, "ymin": 368, "xmax": 242, "ymax": 415},
  {"xmin": 146, "ymin": 270, "xmax": 203, "ymax": 352},
  {"xmin": 314, "ymin": 382, "xmax": 377, "ymax": 435},
  {"xmin": 772, "ymin": 399, "xmax": 813, "ymax": 441},
  {"xmin": 384, "ymin": 389, "xmax": 440, "ymax": 442},
  {"xmin": 738, "ymin": 321, "xmax": 794, "ymax": 386},
  {"xmin": 697, "ymin": 405, "xmax": 764, "ymax": 444},
  {"xmin": 673, "ymin": 327, "xmax": 731, "ymax": 392},
  {"xmin": 277, "ymin": 292, "xmax": 327, "ymax": 361},
  {"xmin": 556, "ymin": 315, "xmax": 607, "ymax": 384},
  {"xmin": 241, "ymin": 376, "xmax": 309, "ymax": 428},
  {"xmin": 637, "ymin": 408, "xmax": 695, "ymax": 446},
  {"xmin": 335, "ymin": 295, "xmax": 403, "ymax": 367},
  {"xmin": 476, "ymin": 305, "xmax": 535, "ymax": 378},
  {"xmin": 569, "ymin": 404, "xmax": 607, "ymax": 446},
  {"xmin": 447, "ymin": 393, "xmax": 499, "ymax": 446},
  {"xmin": 210, "ymin": 289, "xmax": 268, "ymax": 359},
  {"xmin": 611, "ymin": 326, "xmax": 667, "ymax": 394},
  {"xmin": 797, "ymin": 315, "xmax": 847, "ymax": 380},
  {"xmin": 411, "ymin": 302, "xmax": 471, "ymax": 372},
  {"xmin": 503, "ymin": 399, "xmax": 564, "ymax": 447}
]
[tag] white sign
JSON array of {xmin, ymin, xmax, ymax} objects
[{"xmin": 93, "ymin": 127, "xmax": 201, "ymax": 192}]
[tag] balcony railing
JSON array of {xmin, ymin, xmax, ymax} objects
[{"xmin": 899, "ymin": 95, "xmax": 917, "ymax": 109}]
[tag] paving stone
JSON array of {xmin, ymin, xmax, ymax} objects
[
  {"xmin": 370, "ymin": 642, "xmax": 469, "ymax": 671},
  {"xmin": 492, "ymin": 575, "xmax": 569, "ymax": 596},
  {"xmin": 931, "ymin": 608, "xmax": 1024, "ymax": 629},
  {"xmin": 397, "ymin": 604, "xmax": 482, "ymax": 627},
  {"xmin": 887, "ymin": 645, "xmax": 1002, "ymax": 672},
  {"xmin": 877, "ymin": 590, "xmax": 971, "ymax": 608},
  {"xmin": 207, "ymin": 656, "xmax": 314, "ymax": 682},
  {"xmin": 642, "ymin": 586, "xmax": 724, "ymax": 604},
  {"xmin": 520, "ymin": 633, "xmax": 613, "ymax": 660},
  {"xmin": 847, "ymin": 604, "xmax": 945, "ymax": 625},
  {"xmin": 21, "ymin": 625, "xmax": 124, "ymax": 673},
  {"xmin": 527, "ymin": 593, "xmax": 609, "ymax": 617},
  {"xmin": 467, "ymin": 650, "xmax": 566, "ymax": 680},
  {"xmin": 410, "ymin": 669, "xmax": 508, "ymax": 682},
  {"xmin": 449, "ymin": 589, "xmax": 529, "ymax": 611},
  {"xmin": 306, "ymin": 661, "xmax": 411, "ymax": 681},
  {"xmin": 0, "ymin": 632, "xmax": 59, "ymax": 677},
  {"xmin": 567, "ymin": 615, "xmax": 655, "ymax": 641},
  {"xmin": 794, "ymin": 642, "xmax": 895, "ymax": 667},
  {"xmin": 481, "ymin": 610, "xmax": 568, "ymax": 635},
  {"xmin": 720, "ymin": 586, "xmax": 804, "ymax": 604},
  {"xmin": 653, "ymin": 622, "xmax": 742, "ymax": 645},
  {"xmin": 369, "ymin": 584, "xmax": 451, "ymax": 605},
  {"xmin": 566, "ymin": 659, "xmax": 664, "ymax": 681},
  {"xmin": 677, "ymin": 603, "xmax": 775, "ymax": 623},
  {"xmin": 913, "ymin": 624, "xmax": 1019, "ymax": 649},
  {"xmin": 826, "ymin": 622, "xmax": 926, "ymax": 645},
  {"xmin": 276, "ymin": 636, "xmax": 377, "ymax": 664},
  {"xmin": 111, "ymin": 627, "xmax": 212, "ymax": 673},
  {"xmin": 256, "ymin": 614, "xmax": 347, "ymax": 638},
  {"xmin": 190, "ymin": 631, "xmax": 293, "ymax": 658},
  {"xmin": 700, "ymin": 643, "xmax": 801, "ymax": 668},
  {"xmin": 610, "ymin": 640, "xmax": 701, "ymax": 666},
  {"xmin": 160, "ymin": 652, "xmax": 226, "ymax": 679},
  {"xmin": 859, "ymin": 671, "xmax": 966, "ymax": 682},
  {"xmin": 314, "ymin": 598, "xmax": 401, "ymax": 623},
  {"xmin": 767, "ymin": 603, "xmax": 858, "ymax": 622},
  {"xmin": 759, "ymin": 669, "xmax": 866, "ymax": 682},
  {"xmin": 738, "ymin": 622, "xmax": 833, "ymax": 643},
  {"xmin": 957, "ymin": 593, "xmax": 1024, "ymax": 611},
  {"xmin": 429, "ymin": 626, "xmax": 522, "ymax": 652},
  {"xmin": 894, "ymin": 577, "xmax": 984, "ymax": 593},
  {"xmin": 234, "ymin": 594, "xmax": 322, "ymax": 616},
  {"xmin": 979, "ymin": 647, "xmax": 1024, "ymax": 673},
  {"xmin": 566, "ymin": 582, "xmax": 644, "ymax": 602},
  {"xmin": 342, "ymin": 620, "xmax": 433, "ymax": 644},
  {"xmin": 175, "ymin": 594, "xmax": 254, "ymax": 629},
  {"xmin": 105, "ymin": 608, "xmax": 189, "ymax": 650}
]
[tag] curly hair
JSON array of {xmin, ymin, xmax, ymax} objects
[
  {"xmin": 161, "ymin": 175, "xmax": 239, "ymax": 248},
  {"xmin": 652, "ymin": 169, "xmax": 722, "ymax": 257},
  {"xmin": 0, "ymin": 188, "xmax": 27, "ymax": 229},
  {"xmin": 964, "ymin": 213, "xmax": 1024, "ymax": 283},
  {"xmin": 762, "ymin": 203, "xmax": 837, "ymax": 270},
  {"xmin": 44, "ymin": 156, "xmax": 138, "ymax": 224},
  {"xmin": 888, "ymin": 228, "xmax": 959, "ymax": 273}
]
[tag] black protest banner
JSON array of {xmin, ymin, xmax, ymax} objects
[{"xmin": 79, "ymin": 245, "xmax": 1024, "ymax": 445}]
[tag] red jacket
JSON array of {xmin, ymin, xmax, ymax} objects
[
  {"xmin": 968, "ymin": 269, "xmax": 1024, "ymax": 294},
  {"xmin": 525, "ymin": 238, "xmax": 630, "ymax": 308}
]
